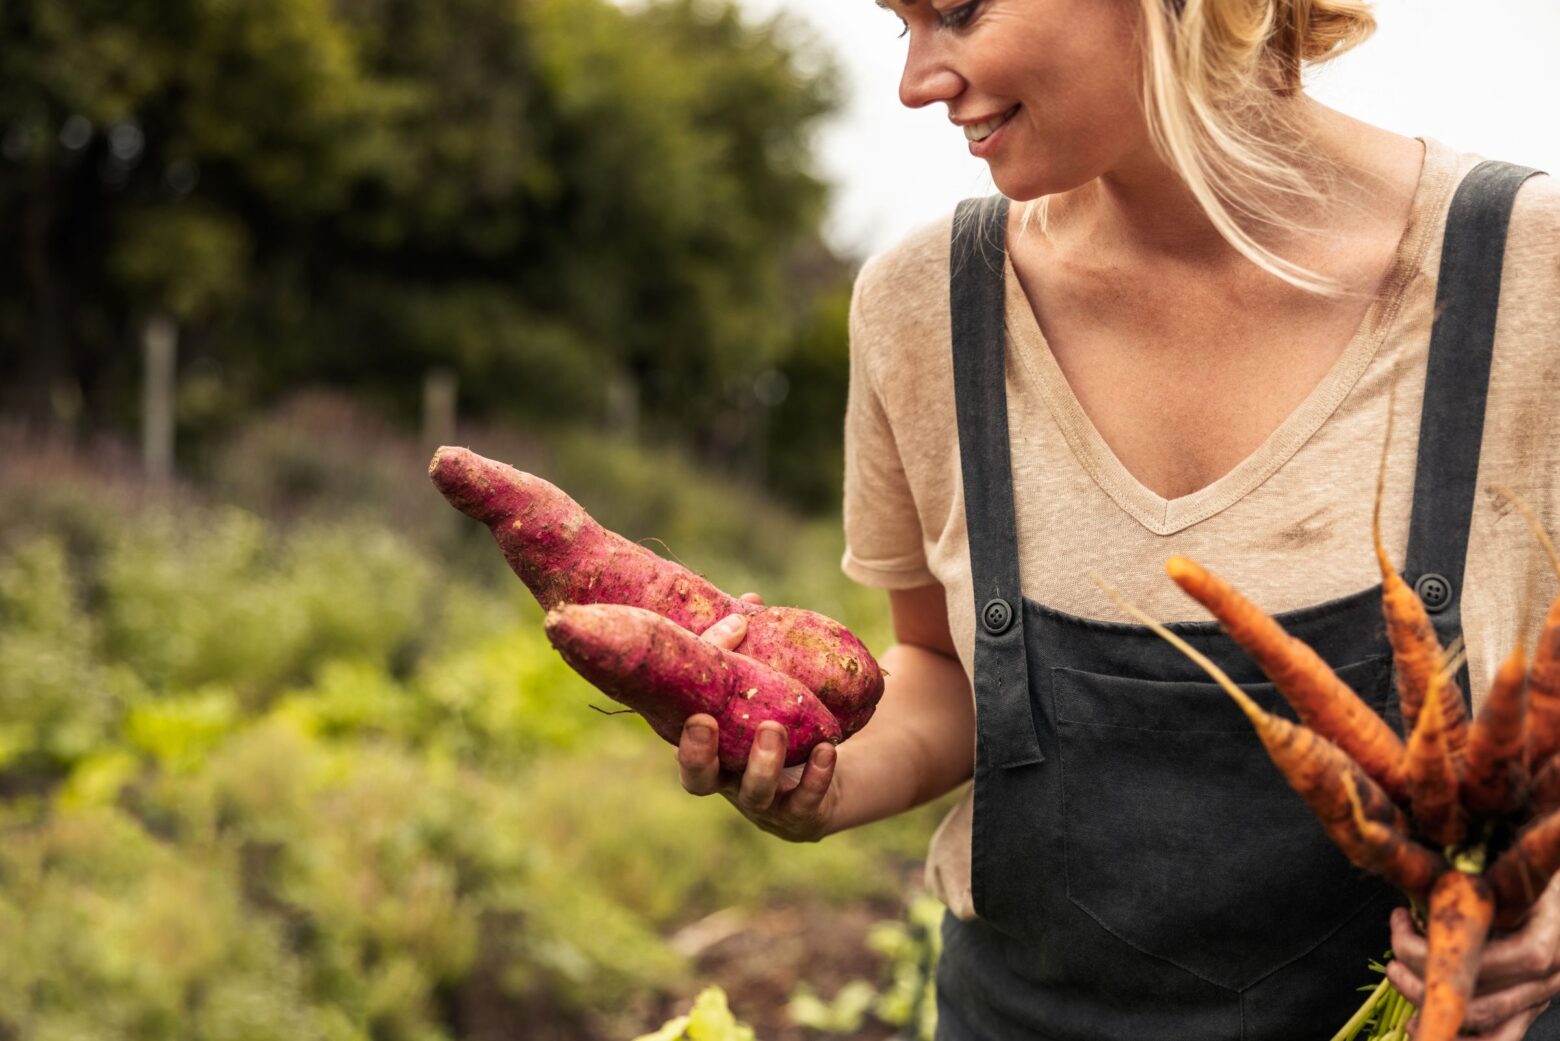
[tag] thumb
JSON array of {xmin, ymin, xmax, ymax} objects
[{"xmin": 700, "ymin": 613, "xmax": 749, "ymax": 651}]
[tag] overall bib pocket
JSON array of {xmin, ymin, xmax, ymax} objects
[{"xmin": 1052, "ymin": 654, "xmax": 1394, "ymax": 992}]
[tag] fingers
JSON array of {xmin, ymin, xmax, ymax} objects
[
  {"xmin": 1462, "ymin": 975, "xmax": 1560, "ymax": 1035},
  {"xmin": 735, "ymin": 724, "xmax": 788, "ymax": 813},
  {"xmin": 1386, "ymin": 957, "xmax": 1425, "ymax": 1008},
  {"xmin": 1462, "ymin": 999, "xmax": 1550, "ymax": 1041},
  {"xmin": 701, "ymin": 594, "xmax": 763, "ymax": 652},
  {"xmin": 679, "ymin": 714, "xmax": 834, "ymax": 842},
  {"xmin": 1391, "ymin": 906, "xmax": 1429, "ymax": 976},
  {"xmin": 700, "ymin": 613, "xmax": 749, "ymax": 651},
  {"xmin": 1387, "ymin": 883, "xmax": 1560, "ymax": 1041},
  {"xmin": 678, "ymin": 715, "xmax": 723, "ymax": 795},
  {"xmin": 1474, "ymin": 870, "xmax": 1560, "ymax": 991},
  {"xmin": 781, "ymin": 743, "xmax": 837, "ymax": 824}
]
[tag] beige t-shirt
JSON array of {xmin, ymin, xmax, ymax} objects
[{"xmin": 840, "ymin": 137, "xmax": 1560, "ymax": 921}]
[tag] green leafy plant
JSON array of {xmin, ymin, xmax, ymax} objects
[
  {"xmin": 788, "ymin": 894, "xmax": 943, "ymax": 1041},
  {"xmin": 632, "ymin": 987, "xmax": 759, "ymax": 1041}
]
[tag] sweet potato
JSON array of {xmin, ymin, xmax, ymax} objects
[
  {"xmin": 429, "ymin": 446, "xmax": 882, "ymax": 735},
  {"xmin": 544, "ymin": 603, "xmax": 842, "ymax": 771}
]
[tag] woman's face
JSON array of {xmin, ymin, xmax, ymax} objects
[{"xmin": 881, "ymin": 0, "xmax": 1153, "ymax": 201}]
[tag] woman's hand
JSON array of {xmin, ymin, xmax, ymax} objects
[
  {"xmin": 1387, "ymin": 871, "xmax": 1560, "ymax": 1039},
  {"xmin": 676, "ymin": 592, "xmax": 842, "ymax": 842}
]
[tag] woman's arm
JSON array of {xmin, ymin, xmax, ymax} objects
[{"xmin": 676, "ymin": 583, "xmax": 976, "ymax": 842}]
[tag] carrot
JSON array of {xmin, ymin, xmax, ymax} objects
[
  {"xmin": 1490, "ymin": 487, "xmax": 1560, "ymax": 769},
  {"xmin": 1342, "ymin": 771, "xmax": 1446, "ymax": 904},
  {"xmin": 1462, "ymin": 637, "xmax": 1529, "ymax": 818},
  {"xmin": 1373, "ymin": 418, "xmax": 1468, "ymax": 759},
  {"xmin": 1099, "ymin": 580, "xmax": 1409, "ymax": 865},
  {"xmin": 1405, "ymin": 652, "xmax": 1469, "ymax": 848},
  {"xmin": 1166, "ymin": 556, "xmax": 1409, "ymax": 804},
  {"xmin": 1416, "ymin": 869, "xmax": 1496, "ymax": 1041},
  {"xmin": 1527, "ymin": 597, "xmax": 1560, "ymax": 768},
  {"xmin": 1487, "ymin": 807, "xmax": 1560, "ymax": 931},
  {"xmin": 1530, "ymin": 756, "xmax": 1560, "ymax": 818}
]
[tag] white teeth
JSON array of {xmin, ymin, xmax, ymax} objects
[{"xmin": 963, "ymin": 107, "xmax": 1017, "ymax": 143}]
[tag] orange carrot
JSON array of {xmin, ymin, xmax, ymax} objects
[
  {"xmin": 1373, "ymin": 427, "xmax": 1468, "ymax": 760},
  {"xmin": 1530, "ymin": 756, "xmax": 1560, "ymax": 818},
  {"xmin": 1166, "ymin": 556, "xmax": 1408, "ymax": 805},
  {"xmin": 1099, "ymin": 580, "xmax": 1410, "ymax": 862},
  {"xmin": 1462, "ymin": 638, "xmax": 1529, "ymax": 818},
  {"xmin": 1405, "ymin": 657, "xmax": 1469, "ymax": 848},
  {"xmin": 1488, "ymin": 807, "xmax": 1560, "ymax": 930},
  {"xmin": 1528, "ymin": 597, "xmax": 1560, "ymax": 767},
  {"xmin": 1342, "ymin": 771, "xmax": 1446, "ymax": 904},
  {"xmin": 1416, "ymin": 869, "xmax": 1495, "ymax": 1041},
  {"xmin": 1491, "ymin": 487, "xmax": 1560, "ymax": 768}
]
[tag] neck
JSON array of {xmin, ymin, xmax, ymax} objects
[{"xmin": 1038, "ymin": 95, "xmax": 1387, "ymax": 272}]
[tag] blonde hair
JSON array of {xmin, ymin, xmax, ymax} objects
[{"xmin": 1027, "ymin": 0, "xmax": 1376, "ymax": 296}]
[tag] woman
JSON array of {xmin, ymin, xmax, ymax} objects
[{"xmin": 679, "ymin": 1, "xmax": 1560, "ymax": 1037}]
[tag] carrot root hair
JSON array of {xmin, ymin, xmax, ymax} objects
[
  {"xmin": 1405, "ymin": 646, "xmax": 1469, "ymax": 848},
  {"xmin": 1342, "ymin": 771, "xmax": 1445, "ymax": 904}
]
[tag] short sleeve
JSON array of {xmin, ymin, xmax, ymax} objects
[{"xmin": 841, "ymin": 260, "xmax": 938, "ymax": 589}]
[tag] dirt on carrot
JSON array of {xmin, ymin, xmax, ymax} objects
[{"xmin": 1417, "ymin": 870, "xmax": 1495, "ymax": 1041}]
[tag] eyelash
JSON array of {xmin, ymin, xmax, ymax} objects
[{"xmin": 898, "ymin": 1, "xmax": 981, "ymax": 39}]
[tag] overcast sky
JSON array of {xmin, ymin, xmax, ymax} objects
[{"xmin": 729, "ymin": 0, "xmax": 1560, "ymax": 258}]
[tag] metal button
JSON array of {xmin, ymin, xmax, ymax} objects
[
  {"xmin": 982, "ymin": 598, "xmax": 1014, "ymax": 635},
  {"xmin": 1414, "ymin": 572, "xmax": 1453, "ymax": 613}
]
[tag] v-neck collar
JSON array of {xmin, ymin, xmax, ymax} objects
[{"xmin": 1003, "ymin": 136, "xmax": 1459, "ymax": 536}]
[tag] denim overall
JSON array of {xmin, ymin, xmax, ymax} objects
[{"xmin": 935, "ymin": 161, "xmax": 1550, "ymax": 1040}]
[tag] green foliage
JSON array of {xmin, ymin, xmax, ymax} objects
[
  {"xmin": 633, "ymin": 987, "xmax": 759, "ymax": 1041},
  {"xmin": 0, "ymin": 536, "xmax": 134, "ymax": 770},
  {"xmin": 1, "ymin": 0, "xmax": 852, "ymax": 501},
  {"xmin": 0, "ymin": 804, "xmax": 331, "ymax": 1041},
  {"xmin": 0, "ymin": 426, "xmax": 941, "ymax": 1039},
  {"xmin": 763, "ymin": 283, "xmax": 855, "ymax": 512},
  {"xmin": 109, "ymin": 201, "xmax": 251, "ymax": 322},
  {"xmin": 97, "ymin": 508, "xmax": 433, "ymax": 700},
  {"xmin": 788, "ymin": 895, "xmax": 943, "ymax": 1041}
]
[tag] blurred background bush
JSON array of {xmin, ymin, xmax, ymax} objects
[{"xmin": 0, "ymin": 1, "xmax": 951, "ymax": 1037}]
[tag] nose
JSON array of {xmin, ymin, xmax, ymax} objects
[{"xmin": 898, "ymin": 33, "xmax": 963, "ymax": 110}]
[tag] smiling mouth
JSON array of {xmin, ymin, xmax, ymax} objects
[{"xmin": 963, "ymin": 105, "xmax": 1019, "ymax": 143}]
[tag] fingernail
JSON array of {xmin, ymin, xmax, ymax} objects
[
  {"xmin": 760, "ymin": 728, "xmax": 783, "ymax": 753},
  {"xmin": 813, "ymin": 744, "xmax": 836, "ymax": 768},
  {"xmin": 686, "ymin": 724, "xmax": 713, "ymax": 746}
]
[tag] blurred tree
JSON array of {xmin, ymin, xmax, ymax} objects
[{"xmin": 0, "ymin": 0, "xmax": 850, "ymax": 503}]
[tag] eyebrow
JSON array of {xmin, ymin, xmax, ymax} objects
[{"xmin": 875, "ymin": 0, "xmax": 916, "ymax": 7}]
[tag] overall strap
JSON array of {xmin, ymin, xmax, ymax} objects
[
  {"xmin": 950, "ymin": 194, "xmax": 1043, "ymax": 769},
  {"xmin": 1401, "ymin": 160, "xmax": 1545, "ymax": 695}
]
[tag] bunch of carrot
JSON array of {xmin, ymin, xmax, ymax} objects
[{"xmin": 1105, "ymin": 486, "xmax": 1560, "ymax": 1041}]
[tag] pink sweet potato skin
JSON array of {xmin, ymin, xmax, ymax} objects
[
  {"xmin": 544, "ymin": 603, "xmax": 842, "ymax": 771},
  {"xmin": 738, "ymin": 614, "xmax": 877, "ymax": 736},
  {"xmin": 430, "ymin": 446, "xmax": 883, "ymax": 734}
]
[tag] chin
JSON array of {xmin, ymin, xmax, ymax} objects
[
  {"xmin": 989, "ymin": 175, "xmax": 1047, "ymax": 203},
  {"xmin": 989, "ymin": 153, "xmax": 1102, "ymax": 204},
  {"xmin": 988, "ymin": 166, "xmax": 1065, "ymax": 204}
]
